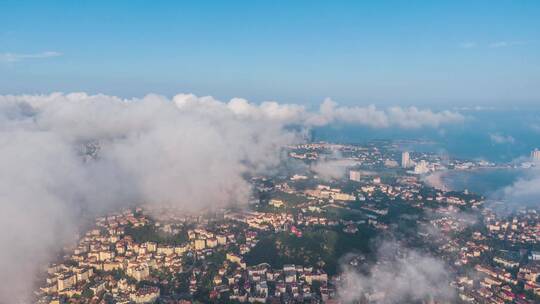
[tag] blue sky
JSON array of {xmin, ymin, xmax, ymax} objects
[{"xmin": 1, "ymin": 1, "xmax": 539, "ymax": 106}]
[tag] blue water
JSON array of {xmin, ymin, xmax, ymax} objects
[
  {"xmin": 312, "ymin": 110, "xmax": 540, "ymax": 163},
  {"xmin": 439, "ymin": 168, "xmax": 525, "ymax": 196}
]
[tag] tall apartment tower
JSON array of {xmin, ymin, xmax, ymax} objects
[
  {"xmin": 532, "ymin": 149, "xmax": 540, "ymax": 162},
  {"xmin": 349, "ymin": 170, "xmax": 361, "ymax": 182},
  {"xmin": 401, "ymin": 151, "xmax": 411, "ymax": 168}
]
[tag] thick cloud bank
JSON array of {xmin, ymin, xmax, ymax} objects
[
  {"xmin": 0, "ymin": 93, "xmax": 298, "ymax": 302},
  {"xmin": 173, "ymin": 95, "xmax": 465, "ymax": 129},
  {"xmin": 0, "ymin": 92, "xmax": 463, "ymax": 301},
  {"xmin": 306, "ymin": 98, "xmax": 464, "ymax": 128}
]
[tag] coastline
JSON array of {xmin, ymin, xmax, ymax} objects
[{"xmin": 424, "ymin": 167, "xmax": 526, "ymax": 195}]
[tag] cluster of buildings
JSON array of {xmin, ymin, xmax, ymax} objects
[
  {"xmin": 454, "ymin": 255, "xmax": 540, "ymax": 303},
  {"xmin": 35, "ymin": 141, "xmax": 540, "ymax": 303},
  {"xmin": 37, "ymin": 204, "xmax": 343, "ymax": 304},
  {"xmin": 209, "ymin": 261, "xmax": 331, "ymax": 303},
  {"xmin": 304, "ymin": 185, "xmax": 356, "ymax": 202},
  {"xmin": 484, "ymin": 209, "xmax": 540, "ymax": 245},
  {"xmin": 426, "ymin": 207, "xmax": 540, "ymax": 303},
  {"xmin": 36, "ymin": 209, "xmax": 256, "ymax": 303}
]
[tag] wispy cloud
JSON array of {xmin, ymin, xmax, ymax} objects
[
  {"xmin": 458, "ymin": 40, "xmax": 529, "ymax": 49},
  {"xmin": 489, "ymin": 133, "xmax": 515, "ymax": 144},
  {"xmin": 0, "ymin": 51, "xmax": 62, "ymax": 63},
  {"xmin": 488, "ymin": 41, "xmax": 526, "ymax": 48},
  {"xmin": 459, "ymin": 41, "xmax": 477, "ymax": 49},
  {"xmin": 338, "ymin": 240, "xmax": 455, "ymax": 303},
  {"xmin": 530, "ymin": 123, "xmax": 540, "ymax": 133}
]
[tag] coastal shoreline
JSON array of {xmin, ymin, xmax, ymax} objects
[{"xmin": 424, "ymin": 167, "xmax": 527, "ymax": 195}]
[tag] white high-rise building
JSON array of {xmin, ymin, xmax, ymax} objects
[
  {"xmin": 414, "ymin": 160, "xmax": 430, "ymax": 174},
  {"xmin": 349, "ymin": 170, "xmax": 361, "ymax": 182},
  {"xmin": 401, "ymin": 151, "xmax": 411, "ymax": 168},
  {"xmin": 531, "ymin": 149, "xmax": 540, "ymax": 162}
]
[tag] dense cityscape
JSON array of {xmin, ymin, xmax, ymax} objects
[
  {"xmin": 3, "ymin": 3, "xmax": 540, "ymax": 304},
  {"xmin": 36, "ymin": 142, "xmax": 540, "ymax": 304}
]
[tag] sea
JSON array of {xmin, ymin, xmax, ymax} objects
[
  {"xmin": 311, "ymin": 109, "xmax": 540, "ymax": 197},
  {"xmin": 429, "ymin": 168, "xmax": 525, "ymax": 196}
]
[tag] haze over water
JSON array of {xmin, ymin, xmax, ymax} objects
[
  {"xmin": 437, "ymin": 168, "xmax": 525, "ymax": 196},
  {"xmin": 313, "ymin": 110, "xmax": 540, "ymax": 163}
]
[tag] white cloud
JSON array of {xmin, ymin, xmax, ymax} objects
[
  {"xmin": 311, "ymin": 159, "xmax": 359, "ymax": 181},
  {"xmin": 423, "ymin": 171, "xmax": 447, "ymax": 191},
  {"xmin": 305, "ymin": 98, "xmax": 465, "ymax": 128},
  {"xmin": 454, "ymin": 105, "xmax": 497, "ymax": 111},
  {"xmin": 337, "ymin": 241, "xmax": 455, "ymax": 304},
  {"xmin": 0, "ymin": 92, "xmax": 299, "ymax": 302},
  {"xmin": 457, "ymin": 41, "xmax": 528, "ymax": 49},
  {"xmin": 0, "ymin": 92, "xmax": 464, "ymax": 301},
  {"xmin": 489, "ymin": 41, "xmax": 526, "ymax": 48},
  {"xmin": 489, "ymin": 133, "xmax": 515, "ymax": 144},
  {"xmin": 496, "ymin": 167, "xmax": 540, "ymax": 213},
  {"xmin": 172, "ymin": 93, "xmax": 307, "ymax": 124},
  {"xmin": 0, "ymin": 51, "xmax": 62, "ymax": 62},
  {"xmin": 172, "ymin": 95, "xmax": 464, "ymax": 129},
  {"xmin": 459, "ymin": 41, "xmax": 477, "ymax": 49}
]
